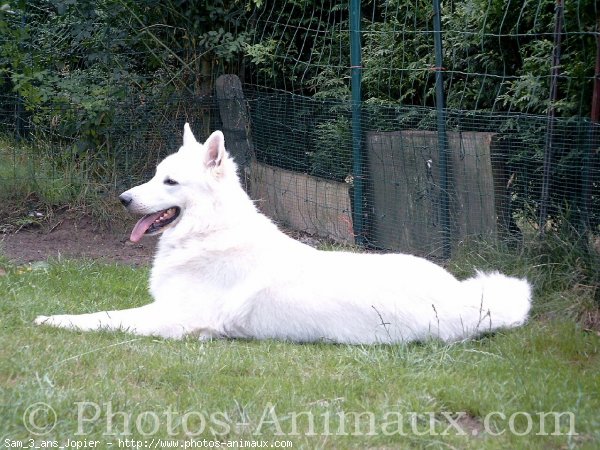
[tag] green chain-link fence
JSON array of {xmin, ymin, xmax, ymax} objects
[{"xmin": 0, "ymin": 0, "xmax": 598, "ymax": 257}]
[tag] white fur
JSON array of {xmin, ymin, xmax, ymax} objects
[{"xmin": 35, "ymin": 125, "xmax": 532, "ymax": 343}]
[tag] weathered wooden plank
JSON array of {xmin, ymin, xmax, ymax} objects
[
  {"xmin": 249, "ymin": 161, "xmax": 354, "ymax": 244},
  {"xmin": 367, "ymin": 130, "xmax": 499, "ymax": 256}
]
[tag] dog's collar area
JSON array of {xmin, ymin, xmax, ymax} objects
[{"xmin": 130, "ymin": 207, "xmax": 181, "ymax": 242}]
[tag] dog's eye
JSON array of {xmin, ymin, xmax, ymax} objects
[{"xmin": 164, "ymin": 178, "xmax": 178, "ymax": 186}]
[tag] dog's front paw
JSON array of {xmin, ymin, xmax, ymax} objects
[
  {"xmin": 34, "ymin": 314, "xmax": 78, "ymax": 329},
  {"xmin": 34, "ymin": 315, "xmax": 51, "ymax": 325}
]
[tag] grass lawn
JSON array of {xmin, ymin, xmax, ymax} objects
[{"xmin": 0, "ymin": 257, "xmax": 599, "ymax": 449}]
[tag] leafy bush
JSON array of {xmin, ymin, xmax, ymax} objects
[{"xmin": 311, "ymin": 115, "xmax": 352, "ymax": 180}]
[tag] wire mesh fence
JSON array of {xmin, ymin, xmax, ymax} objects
[{"xmin": 0, "ymin": 0, "xmax": 598, "ymax": 257}]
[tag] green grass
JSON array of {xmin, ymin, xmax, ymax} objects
[
  {"xmin": 0, "ymin": 136, "xmax": 77, "ymax": 214},
  {"xmin": 0, "ymin": 256, "xmax": 599, "ymax": 449},
  {"xmin": 0, "ymin": 134, "xmax": 124, "ymax": 229}
]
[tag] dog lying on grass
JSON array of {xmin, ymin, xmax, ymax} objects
[{"xmin": 36, "ymin": 124, "xmax": 531, "ymax": 343}]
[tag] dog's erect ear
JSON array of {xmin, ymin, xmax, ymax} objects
[
  {"xmin": 203, "ymin": 130, "xmax": 226, "ymax": 169},
  {"xmin": 183, "ymin": 123, "xmax": 197, "ymax": 146}
]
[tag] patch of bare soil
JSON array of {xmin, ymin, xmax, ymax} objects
[{"xmin": 0, "ymin": 212, "xmax": 157, "ymax": 266}]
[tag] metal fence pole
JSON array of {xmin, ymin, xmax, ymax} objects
[
  {"xmin": 15, "ymin": 12, "xmax": 26, "ymax": 141},
  {"xmin": 432, "ymin": 0, "xmax": 451, "ymax": 258},
  {"xmin": 539, "ymin": 0, "xmax": 564, "ymax": 235},
  {"xmin": 350, "ymin": 0, "xmax": 365, "ymax": 245},
  {"xmin": 581, "ymin": 18, "xmax": 600, "ymax": 233}
]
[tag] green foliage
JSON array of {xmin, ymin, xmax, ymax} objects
[
  {"xmin": 245, "ymin": 38, "xmax": 284, "ymax": 82},
  {"xmin": 245, "ymin": 0, "xmax": 350, "ymax": 95},
  {"xmin": 495, "ymin": 0, "xmax": 597, "ymax": 116},
  {"xmin": 0, "ymin": 0, "xmax": 251, "ymax": 164},
  {"xmin": 311, "ymin": 115, "xmax": 352, "ymax": 179},
  {"xmin": 2, "ymin": 1, "xmax": 134, "ymax": 141},
  {"xmin": 244, "ymin": 0, "xmax": 597, "ymax": 117},
  {"xmin": 2, "ymin": 0, "xmax": 596, "ymax": 134},
  {"xmin": 1, "ymin": 0, "xmax": 596, "ymax": 130},
  {"xmin": 249, "ymin": 94, "xmax": 352, "ymax": 181},
  {"xmin": 362, "ymin": 0, "xmax": 435, "ymax": 106}
]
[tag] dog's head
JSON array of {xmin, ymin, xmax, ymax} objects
[{"xmin": 119, "ymin": 124, "xmax": 238, "ymax": 242}]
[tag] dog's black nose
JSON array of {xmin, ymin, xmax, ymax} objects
[{"xmin": 119, "ymin": 193, "xmax": 132, "ymax": 207}]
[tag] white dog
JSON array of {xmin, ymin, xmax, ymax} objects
[{"xmin": 36, "ymin": 124, "xmax": 531, "ymax": 344}]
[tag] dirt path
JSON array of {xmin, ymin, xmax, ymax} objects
[{"xmin": 1, "ymin": 214, "xmax": 157, "ymax": 266}]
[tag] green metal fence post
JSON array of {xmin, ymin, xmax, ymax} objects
[
  {"xmin": 539, "ymin": 0, "xmax": 564, "ymax": 235},
  {"xmin": 350, "ymin": 0, "xmax": 365, "ymax": 246},
  {"xmin": 581, "ymin": 18, "xmax": 600, "ymax": 233},
  {"xmin": 15, "ymin": 12, "xmax": 26, "ymax": 141},
  {"xmin": 432, "ymin": 0, "xmax": 451, "ymax": 258}
]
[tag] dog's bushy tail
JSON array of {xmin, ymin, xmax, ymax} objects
[{"xmin": 460, "ymin": 271, "xmax": 532, "ymax": 333}]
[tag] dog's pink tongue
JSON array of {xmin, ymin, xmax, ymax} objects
[{"xmin": 130, "ymin": 212, "xmax": 162, "ymax": 243}]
